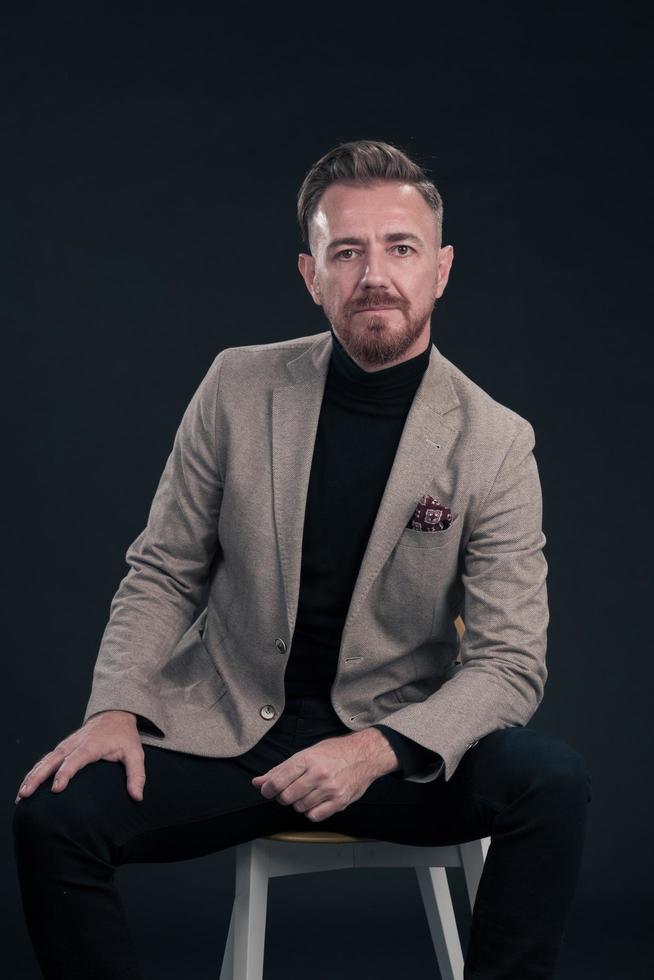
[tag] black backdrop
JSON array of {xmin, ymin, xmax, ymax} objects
[{"xmin": 4, "ymin": 5, "xmax": 652, "ymax": 978}]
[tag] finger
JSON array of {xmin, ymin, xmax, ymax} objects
[
  {"xmin": 304, "ymin": 790, "xmax": 344, "ymax": 822},
  {"xmin": 253, "ymin": 775, "xmax": 282, "ymax": 799},
  {"xmin": 292, "ymin": 785, "xmax": 334, "ymax": 813},
  {"xmin": 16, "ymin": 748, "xmax": 67, "ymax": 800},
  {"xmin": 123, "ymin": 748, "xmax": 146, "ymax": 801},
  {"xmin": 254, "ymin": 760, "xmax": 309, "ymax": 799},
  {"xmin": 252, "ymin": 770, "xmax": 277, "ymax": 790},
  {"xmin": 279, "ymin": 774, "xmax": 323, "ymax": 807},
  {"xmin": 50, "ymin": 747, "xmax": 93, "ymax": 792},
  {"xmin": 305, "ymin": 803, "xmax": 335, "ymax": 823}
]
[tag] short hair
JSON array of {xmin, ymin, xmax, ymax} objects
[{"xmin": 296, "ymin": 139, "xmax": 444, "ymax": 253}]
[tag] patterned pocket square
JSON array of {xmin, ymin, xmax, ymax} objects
[{"xmin": 406, "ymin": 493, "xmax": 453, "ymax": 531}]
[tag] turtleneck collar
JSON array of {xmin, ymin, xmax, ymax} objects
[{"xmin": 328, "ymin": 325, "xmax": 432, "ymax": 395}]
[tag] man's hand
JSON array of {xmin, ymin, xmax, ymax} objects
[
  {"xmin": 251, "ymin": 728, "xmax": 399, "ymax": 823},
  {"xmin": 14, "ymin": 710, "xmax": 146, "ymax": 804}
]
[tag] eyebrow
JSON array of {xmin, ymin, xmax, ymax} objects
[{"xmin": 326, "ymin": 232, "xmax": 425, "ymax": 252}]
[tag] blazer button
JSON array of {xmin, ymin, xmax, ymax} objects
[
  {"xmin": 260, "ymin": 705, "xmax": 276, "ymax": 720},
  {"xmin": 275, "ymin": 638, "xmax": 287, "ymax": 654}
]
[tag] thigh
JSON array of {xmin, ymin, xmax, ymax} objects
[
  {"xmin": 320, "ymin": 763, "xmax": 493, "ymax": 847},
  {"xmin": 14, "ymin": 732, "xmax": 311, "ymax": 868},
  {"xmin": 320, "ymin": 725, "xmax": 586, "ymax": 846}
]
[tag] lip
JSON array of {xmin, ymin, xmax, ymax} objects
[{"xmin": 355, "ymin": 306, "xmax": 397, "ymax": 312}]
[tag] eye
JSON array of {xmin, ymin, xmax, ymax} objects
[{"xmin": 335, "ymin": 245, "xmax": 415, "ymax": 260}]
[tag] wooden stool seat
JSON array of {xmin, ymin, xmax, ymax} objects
[{"xmin": 265, "ymin": 829, "xmax": 376, "ymax": 844}]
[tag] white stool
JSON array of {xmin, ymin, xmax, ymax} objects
[{"xmin": 219, "ymin": 829, "xmax": 490, "ymax": 980}]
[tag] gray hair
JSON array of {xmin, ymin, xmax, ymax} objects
[{"xmin": 296, "ymin": 139, "xmax": 444, "ymax": 252}]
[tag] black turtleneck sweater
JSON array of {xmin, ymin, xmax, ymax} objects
[{"xmin": 283, "ymin": 326, "xmax": 444, "ymax": 779}]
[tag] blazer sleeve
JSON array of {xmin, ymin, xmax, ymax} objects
[
  {"xmin": 81, "ymin": 351, "xmax": 227, "ymax": 736},
  {"xmin": 373, "ymin": 418, "xmax": 549, "ymax": 784},
  {"xmin": 373, "ymin": 725, "xmax": 445, "ymax": 780}
]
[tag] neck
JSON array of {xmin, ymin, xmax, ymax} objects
[
  {"xmin": 328, "ymin": 325, "xmax": 432, "ymax": 398},
  {"xmin": 330, "ymin": 326, "xmax": 432, "ymax": 373}
]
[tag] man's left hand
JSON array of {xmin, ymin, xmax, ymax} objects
[{"xmin": 251, "ymin": 730, "xmax": 395, "ymax": 823}]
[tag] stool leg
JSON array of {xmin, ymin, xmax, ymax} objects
[
  {"xmin": 459, "ymin": 837, "xmax": 490, "ymax": 912},
  {"xmin": 224, "ymin": 841, "xmax": 270, "ymax": 980},
  {"xmin": 415, "ymin": 865, "xmax": 464, "ymax": 980},
  {"xmin": 219, "ymin": 904, "xmax": 235, "ymax": 980}
]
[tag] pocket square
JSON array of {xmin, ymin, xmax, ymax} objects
[{"xmin": 406, "ymin": 494, "xmax": 453, "ymax": 531}]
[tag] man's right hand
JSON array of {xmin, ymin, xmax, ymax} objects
[{"xmin": 14, "ymin": 710, "xmax": 146, "ymax": 804}]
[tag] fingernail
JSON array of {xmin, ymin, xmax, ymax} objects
[{"xmin": 15, "ymin": 794, "xmax": 21, "ymax": 804}]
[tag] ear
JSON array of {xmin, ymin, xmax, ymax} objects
[
  {"xmin": 298, "ymin": 252, "xmax": 322, "ymax": 306},
  {"xmin": 435, "ymin": 244, "xmax": 454, "ymax": 298}
]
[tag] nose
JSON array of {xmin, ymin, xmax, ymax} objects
[{"xmin": 360, "ymin": 251, "xmax": 392, "ymax": 289}]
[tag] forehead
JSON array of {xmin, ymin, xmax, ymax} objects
[{"xmin": 312, "ymin": 181, "xmax": 434, "ymax": 241}]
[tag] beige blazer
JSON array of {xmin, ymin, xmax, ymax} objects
[{"xmin": 82, "ymin": 329, "xmax": 549, "ymax": 784}]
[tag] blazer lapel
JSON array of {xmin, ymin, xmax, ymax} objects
[
  {"xmin": 272, "ymin": 329, "xmax": 461, "ymax": 640},
  {"xmin": 342, "ymin": 342, "xmax": 461, "ymax": 637},
  {"xmin": 272, "ymin": 333, "xmax": 333, "ymax": 635}
]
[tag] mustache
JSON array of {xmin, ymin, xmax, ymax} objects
[{"xmin": 350, "ymin": 299, "xmax": 404, "ymax": 312}]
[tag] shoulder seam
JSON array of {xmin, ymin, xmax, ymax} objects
[{"xmin": 449, "ymin": 369, "xmax": 529, "ymax": 427}]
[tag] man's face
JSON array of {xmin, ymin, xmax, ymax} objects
[{"xmin": 298, "ymin": 180, "xmax": 454, "ymax": 370}]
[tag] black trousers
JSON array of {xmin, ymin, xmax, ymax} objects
[{"xmin": 13, "ymin": 696, "xmax": 592, "ymax": 979}]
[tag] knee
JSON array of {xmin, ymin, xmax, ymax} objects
[
  {"xmin": 13, "ymin": 780, "xmax": 89, "ymax": 857},
  {"xmin": 543, "ymin": 738, "xmax": 591, "ymax": 804},
  {"xmin": 14, "ymin": 784, "xmax": 62, "ymax": 846},
  {"xmin": 510, "ymin": 727, "xmax": 592, "ymax": 805}
]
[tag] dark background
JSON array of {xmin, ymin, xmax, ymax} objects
[{"xmin": 4, "ymin": 4, "xmax": 652, "ymax": 978}]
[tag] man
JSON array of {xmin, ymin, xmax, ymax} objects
[{"xmin": 13, "ymin": 140, "xmax": 591, "ymax": 979}]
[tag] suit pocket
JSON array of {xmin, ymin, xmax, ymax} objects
[
  {"xmin": 196, "ymin": 630, "xmax": 228, "ymax": 699},
  {"xmin": 397, "ymin": 513, "xmax": 461, "ymax": 550},
  {"xmin": 159, "ymin": 628, "xmax": 228, "ymax": 708}
]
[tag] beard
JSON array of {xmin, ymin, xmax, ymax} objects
[{"xmin": 325, "ymin": 295, "xmax": 437, "ymax": 369}]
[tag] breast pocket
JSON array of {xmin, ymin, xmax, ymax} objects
[
  {"xmin": 374, "ymin": 515, "xmax": 462, "ymax": 643},
  {"xmin": 396, "ymin": 513, "xmax": 461, "ymax": 551}
]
